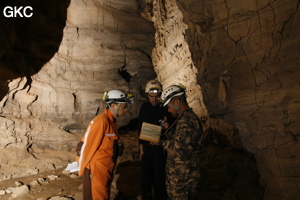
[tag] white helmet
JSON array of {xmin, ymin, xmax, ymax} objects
[
  {"xmin": 145, "ymin": 80, "xmax": 162, "ymax": 93},
  {"xmin": 161, "ymin": 84, "xmax": 186, "ymax": 106},
  {"xmin": 103, "ymin": 89, "xmax": 133, "ymax": 104}
]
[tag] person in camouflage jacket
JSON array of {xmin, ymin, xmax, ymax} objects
[{"xmin": 161, "ymin": 84, "xmax": 203, "ymax": 200}]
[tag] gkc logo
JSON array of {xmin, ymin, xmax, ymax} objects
[{"xmin": 3, "ymin": 6, "xmax": 33, "ymax": 18}]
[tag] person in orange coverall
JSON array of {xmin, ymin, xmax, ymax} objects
[{"xmin": 77, "ymin": 89, "xmax": 133, "ymax": 200}]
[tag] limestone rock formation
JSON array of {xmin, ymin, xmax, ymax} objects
[
  {"xmin": 142, "ymin": 0, "xmax": 300, "ymax": 199},
  {"xmin": 0, "ymin": 0, "xmax": 155, "ymax": 181},
  {"xmin": 0, "ymin": 0, "xmax": 299, "ymax": 199}
]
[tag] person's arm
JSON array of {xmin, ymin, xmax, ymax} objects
[
  {"xmin": 78, "ymin": 117, "xmax": 106, "ymax": 176},
  {"xmin": 139, "ymin": 143, "xmax": 144, "ymax": 161},
  {"xmin": 137, "ymin": 103, "xmax": 145, "ymax": 160},
  {"xmin": 161, "ymin": 116, "xmax": 169, "ymax": 130},
  {"xmin": 137, "ymin": 103, "xmax": 145, "ymax": 144},
  {"xmin": 164, "ymin": 117, "xmax": 199, "ymax": 160}
]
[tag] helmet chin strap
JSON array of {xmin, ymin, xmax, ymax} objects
[
  {"xmin": 108, "ymin": 103, "xmax": 121, "ymax": 117},
  {"xmin": 168, "ymin": 98, "xmax": 183, "ymax": 113}
]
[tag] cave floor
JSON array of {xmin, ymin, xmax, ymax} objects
[{"xmin": 0, "ymin": 168, "xmax": 83, "ymax": 200}]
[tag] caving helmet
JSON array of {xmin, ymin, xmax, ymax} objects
[
  {"xmin": 145, "ymin": 80, "xmax": 162, "ymax": 94},
  {"xmin": 161, "ymin": 84, "xmax": 186, "ymax": 107},
  {"xmin": 103, "ymin": 89, "xmax": 133, "ymax": 104}
]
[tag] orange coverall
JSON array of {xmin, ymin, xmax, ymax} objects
[{"xmin": 78, "ymin": 108, "xmax": 119, "ymax": 200}]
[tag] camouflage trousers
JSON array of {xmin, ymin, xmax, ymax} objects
[{"xmin": 166, "ymin": 162, "xmax": 200, "ymax": 200}]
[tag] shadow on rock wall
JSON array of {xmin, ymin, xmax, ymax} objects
[
  {"xmin": 0, "ymin": 0, "xmax": 70, "ymax": 100},
  {"xmin": 115, "ymin": 118, "xmax": 264, "ymax": 200},
  {"xmin": 197, "ymin": 123, "xmax": 265, "ymax": 200}
]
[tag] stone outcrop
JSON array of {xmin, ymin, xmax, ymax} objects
[
  {"xmin": 142, "ymin": 0, "xmax": 300, "ymax": 199},
  {"xmin": 0, "ymin": 0, "xmax": 71, "ymax": 99},
  {"xmin": 0, "ymin": 0, "xmax": 299, "ymax": 199},
  {"xmin": 0, "ymin": 0, "xmax": 155, "ymax": 180}
]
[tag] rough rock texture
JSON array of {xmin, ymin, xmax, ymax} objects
[
  {"xmin": 0, "ymin": 0, "xmax": 299, "ymax": 200},
  {"xmin": 0, "ymin": 0, "xmax": 155, "ymax": 180},
  {"xmin": 141, "ymin": 0, "xmax": 208, "ymax": 118},
  {"xmin": 142, "ymin": 0, "xmax": 300, "ymax": 199},
  {"xmin": 0, "ymin": 0, "xmax": 70, "ymax": 99}
]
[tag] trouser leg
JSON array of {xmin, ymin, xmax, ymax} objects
[
  {"xmin": 83, "ymin": 168, "xmax": 92, "ymax": 200},
  {"xmin": 91, "ymin": 158, "xmax": 115, "ymax": 200},
  {"xmin": 141, "ymin": 153, "xmax": 153, "ymax": 200},
  {"xmin": 153, "ymin": 149, "xmax": 168, "ymax": 200}
]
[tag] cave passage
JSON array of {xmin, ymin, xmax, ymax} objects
[{"xmin": 0, "ymin": 0, "xmax": 70, "ymax": 100}]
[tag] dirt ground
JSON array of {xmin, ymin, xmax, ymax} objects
[
  {"xmin": 0, "ymin": 168, "xmax": 83, "ymax": 200},
  {"xmin": 0, "ymin": 161, "xmax": 142, "ymax": 200}
]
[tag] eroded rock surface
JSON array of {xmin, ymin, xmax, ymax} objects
[
  {"xmin": 0, "ymin": 0, "xmax": 155, "ymax": 181},
  {"xmin": 142, "ymin": 0, "xmax": 300, "ymax": 199},
  {"xmin": 0, "ymin": 0, "xmax": 299, "ymax": 199}
]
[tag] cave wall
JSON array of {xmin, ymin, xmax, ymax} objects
[
  {"xmin": 0, "ymin": 0, "xmax": 299, "ymax": 199},
  {"xmin": 0, "ymin": 0, "xmax": 156, "ymax": 180},
  {"xmin": 0, "ymin": 0, "xmax": 70, "ymax": 99},
  {"xmin": 140, "ymin": 0, "xmax": 208, "ymax": 118},
  {"xmin": 142, "ymin": 0, "xmax": 300, "ymax": 199}
]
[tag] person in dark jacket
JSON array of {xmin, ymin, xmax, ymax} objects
[{"xmin": 138, "ymin": 80, "xmax": 173, "ymax": 200}]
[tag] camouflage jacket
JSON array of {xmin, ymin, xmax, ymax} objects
[
  {"xmin": 162, "ymin": 108, "xmax": 203, "ymax": 197},
  {"xmin": 163, "ymin": 108, "xmax": 202, "ymax": 162}
]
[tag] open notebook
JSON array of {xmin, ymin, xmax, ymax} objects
[{"xmin": 139, "ymin": 122, "xmax": 162, "ymax": 143}]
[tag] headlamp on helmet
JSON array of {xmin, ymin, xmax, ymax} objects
[
  {"xmin": 126, "ymin": 93, "xmax": 134, "ymax": 104},
  {"xmin": 102, "ymin": 89, "xmax": 134, "ymax": 104},
  {"xmin": 145, "ymin": 80, "xmax": 162, "ymax": 94},
  {"xmin": 161, "ymin": 84, "xmax": 186, "ymax": 107}
]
